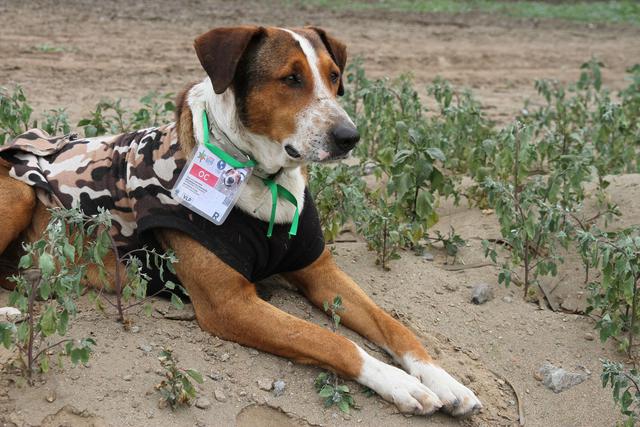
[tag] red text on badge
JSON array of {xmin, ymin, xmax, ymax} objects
[{"xmin": 189, "ymin": 163, "xmax": 218, "ymax": 187}]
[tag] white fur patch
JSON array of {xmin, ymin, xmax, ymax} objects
[
  {"xmin": 355, "ymin": 345, "xmax": 442, "ymax": 415},
  {"xmin": 187, "ymin": 80, "xmax": 305, "ymax": 224},
  {"xmin": 402, "ymin": 354, "xmax": 482, "ymax": 417}
]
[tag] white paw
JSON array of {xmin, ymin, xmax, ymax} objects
[
  {"xmin": 404, "ymin": 356, "xmax": 482, "ymax": 417},
  {"xmin": 356, "ymin": 346, "xmax": 442, "ymax": 415}
]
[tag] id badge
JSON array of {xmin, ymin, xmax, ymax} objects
[{"xmin": 172, "ymin": 145, "xmax": 252, "ymax": 225}]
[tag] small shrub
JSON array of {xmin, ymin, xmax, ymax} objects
[
  {"xmin": 602, "ymin": 359, "xmax": 640, "ymax": 426},
  {"xmin": 77, "ymin": 92, "xmax": 175, "ymax": 137},
  {"xmin": 314, "ymin": 296, "xmax": 357, "ymax": 413},
  {"xmin": 0, "ymin": 208, "xmax": 98, "ymax": 380},
  {"xmin": 155, "ymin": 348, "xmax": 204, "ymax": 410}
]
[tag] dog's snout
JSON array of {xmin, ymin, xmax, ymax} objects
[{"xmin": 331, "ymin": 123, "xmax": 360, "ymax": 152}]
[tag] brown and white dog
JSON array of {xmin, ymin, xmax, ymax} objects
[{"xmin": 0, "ymin": 26, "xmax": 482, "ymax": 417}]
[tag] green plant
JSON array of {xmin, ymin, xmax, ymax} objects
[
  {"xmin": 577, "ymin": 226, "xmax": 640, "ymax": 356},
  {"xmin": 314, "ymin": 296, "xmax": 356, "ymax": 413},
  {"xmin": 0, "ymin": 208, "xmax": 98, "ymax": 380},
  {"xmin": 76, "ymin": 210, "xmax": 184, "ymax": 325},
  {"xmin": 0, "ymin": 85, "xmax": 33, "ymax": 145},
  {"xmin": 481, "ymin": 123, "xmax": 573, "ymax": 297},
  {"xmin": 155, "ymin": 348, "xmax": 204, "ymax": 410},
  {"xmin": 1, "ymin": 86, "xmax": 71, "ymax": 145},
  {"xmin": 77, "ymin": 91, "xmax": 175, "ymax": 137},
  {"xmin": 602, "ymin": 359, "xmax": 640, "ymax": 426}
]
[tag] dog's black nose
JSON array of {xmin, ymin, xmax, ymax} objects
[{"xmin": 331, "ymin": 123, "xmax": 360, "ymax": 152}]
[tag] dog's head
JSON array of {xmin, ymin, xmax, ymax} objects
[{"xmin": 193, "ymin": 26, "xmax": 359, "ymax": 165}]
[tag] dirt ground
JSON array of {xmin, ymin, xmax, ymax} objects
[{"xmin": 1, "ymin": 0, "xmax": 640, "ymax": 426}]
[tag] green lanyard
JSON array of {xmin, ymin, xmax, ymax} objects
[{"xmin": 201, "ymin": 111, "xmax": 299, "ymax": 238}]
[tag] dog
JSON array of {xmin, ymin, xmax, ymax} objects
[{"xmin": 0, "ymin": 26, "xmax": 482, "ymax": 417}]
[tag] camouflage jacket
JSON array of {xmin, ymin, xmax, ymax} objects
[{"xmin": 0, "ymin": 125, "xmax": 324, "ymax": 282}]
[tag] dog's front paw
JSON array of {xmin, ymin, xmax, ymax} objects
[
  {"xmin": 356, "ymin": 346, "xmax": 442, "ymax": 415},
  {"xmin": 405, "ymin": 357, "xmax": 482, "ymax": 417}
]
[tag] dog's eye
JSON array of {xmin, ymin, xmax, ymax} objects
[
  {"xmin": 283, "ymin": 73, "xmax": 303, "ymax": 87},
  {"xmin": 330, "ymin": 71, "xmax": 340, "ymax": 84}
]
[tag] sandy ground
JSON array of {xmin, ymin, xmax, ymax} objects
[{"xmin": 1, "ymin": 0, "xmax": 640, "ymax": 426}]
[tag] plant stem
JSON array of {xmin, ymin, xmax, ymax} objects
[
  {"xmin": 26, "ymin": 273, "xmax": 42, "ymax": 379},
  {"xmin": 107, "ymin": 230, "xmax": 124, "ymax": 323},
  {"xmin": 630, "ymin": 276, "xmax": 640, "ymax": 359}
]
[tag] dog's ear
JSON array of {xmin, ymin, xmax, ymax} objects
[
  {"xmin": 194, "ymin": 26, "xmax": 265, "ymax": 94},
  {"xmin": 307, "ymin": 27, "xmax": 347, "ymax": 96}
]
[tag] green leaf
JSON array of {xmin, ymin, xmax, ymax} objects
[
  {"xmin": 185, "ymin": 369, "xmax": 204, "ymax": 384},
  {"xmin": 338, "ymin": 399, "xmax": 350, "ymax": 413},
  {"xmin": 426, "ymin": 147, "xmax": 446, "ymax": 162},
  {"xmin": 39, "ymin": 306, "xmax": 57, "ymax": 337},
  {"xmin": 39, "ymin": 253, "xmax": 56, "ymax": 277},
  {"xmin": 18, "ymin": 254, "xmax": 32, "ymax": 269},
  {"xmin": 63, "ymin": 242, "xmax": 76, "ymax": 262},
  {"xmin": 318, "ymin": 385, "xmax": 334, "ymax": 398},
  {"xmin": 171, "ymin": 293, "xmax": 184, "ymax": 310}
]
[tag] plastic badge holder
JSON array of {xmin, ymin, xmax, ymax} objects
[{"xmin": 172, "ymin": 143, "xmax": 253, "ymax": 225}]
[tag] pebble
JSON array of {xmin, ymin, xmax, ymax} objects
[
  {"xmin": 45, "ymin": 391, "xmax": 56, "ymax": 403},
  {"xmin": 584, "ymin": 333, "xmax": 594, "ymax": 341},
  {"xmin": 208, "ymin": 372, "xmax": 224, "ymax": 381},
  {"xmin": 444, "ymin": 283, "xmax": 459, "ymax": 292},
  {"xmin": 422, "ymin": 252, "xmax": 434, "ymax": 261},
  {"xmin": 257, "ymin": 378, "xmax": 273, "ymax": 391},
  {"xmin": 471, "ymin": 283, "xmax": 494, "ymax": 304},
  {"xmin": 195, "ymin": 397, "xmax": 211, "ymax": 409},
  {"xmin": 273, "ymin": 380, "xmax": 286, "ymax": 397},
  {"xmin": 214, "ymin": 389, "xmax": 227, "ymax": 402},
  {"xmin": 502, "ymin": 296, "xmax": 513, "ymax": 303},
  {"xmin": 537, "ymin": 362, "xmax": 590, "ymax": 393},
  {"xmin": 131, "ymin": 326, "xmax": 140, "ymax": 333},
  {"xmin": 138, "ymin": 344, "xmax": 153, "ymax": 353},
  {"xmin": 219, "ymin": 353, "xmax": 230, "ymax": 362},
  {"xmin": 123, "ymin": 374, "xmax": 133, "ymax": 381},
  {"xmin": 0, "ymin": 307, "xmax": 23, "ymax": 322}
]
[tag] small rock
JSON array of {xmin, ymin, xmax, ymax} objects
[
  {"xmin": 257, "ymin": 378, "xmax": 273, "ymax": 391},
  {"xmin": 273, "ymin": 380, "xmax": 286, "ymax": 397},
  {"xmin": 219, "ymin": 353, "xmax": 230, "ymax": 362},
  {"xmin": 444, "ymin": 283, "xmax": 459, "ymax": 292},
  {"xmin": 195, "ymin": 397, "xmax": 211, "ymax": 409},
  {"xmin": 123, "ymin": 374, "xmax": 133, "ymax": 381},
  {"xmin": 131, "ymin": 326, "xmax": 140, "ymax": 333},
  {"xmin": 131, "ymin": 401, "xmax": 140, "ymax": 409},
  {"xmin": 0, "ymin": 307, "xmax": 22, "ymax": 323},
  {"xmin": 471, "ymin": 283, "xmax": 494, "ymax": 305},
  {"xmin": 208, "ymin": 372, "xmax": 223, "ymax": 381},
  {"xmin": 502, "ymin": 296, "xmax": 513, "ymax": 303},
  {"xmin": 45, "ymin": 391, "xmax": 56, "ymax": 403},
  {"xmin": 584, "ymin": 333, "xmax": 594, "ymax": 341},
  {"xmin": 533, "ymin": 370, "xmax": 544, "ymax": 381},
  {"xmin": 214, "ymin": 389, "xmax": 227, "ymax": 402},
  {"xmin": 249, "ymin": 349, "xmax": 259, "ymax": 356},
  {"xmin": 422, "ymin": 252, "xmax": 434, "ymax": 261},
  {"xmin": 138, "ymin": 344, "xmax": 152, "ymax": 353},
  {"xmin": 537, "ymin": 362, "xmax": 590, "ymax": 393}
]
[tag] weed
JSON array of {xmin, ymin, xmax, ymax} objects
[
  {"xmin": 155, "ymin": 348, "xmax": 204, "ymax": 410},
  {"xmin": 77, "ymin": 92, "xmax": 175, "ymax": 137},
  {"xmin": 0, "ymin": 208, "xmax": 97, "ymax": 380},
  {"xmin": 314, "ymin": 296, "xmax": 357, "ymax": 413},
  {"xmin": 602, "ymin": 359, "xmax": 640, "ymax": 426}
]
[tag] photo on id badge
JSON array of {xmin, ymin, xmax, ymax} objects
[{"xmin": 216, "ymin": 160, "xmax": 247, "ymax": 206}]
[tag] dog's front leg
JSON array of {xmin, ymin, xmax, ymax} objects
[
  {"xmin": 157, "ymin": 230, "xmax": 442, "ymax": 415},
  {"xmin": 284, "ymin": 249, "xmax": 482, "ymax": 417}
]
